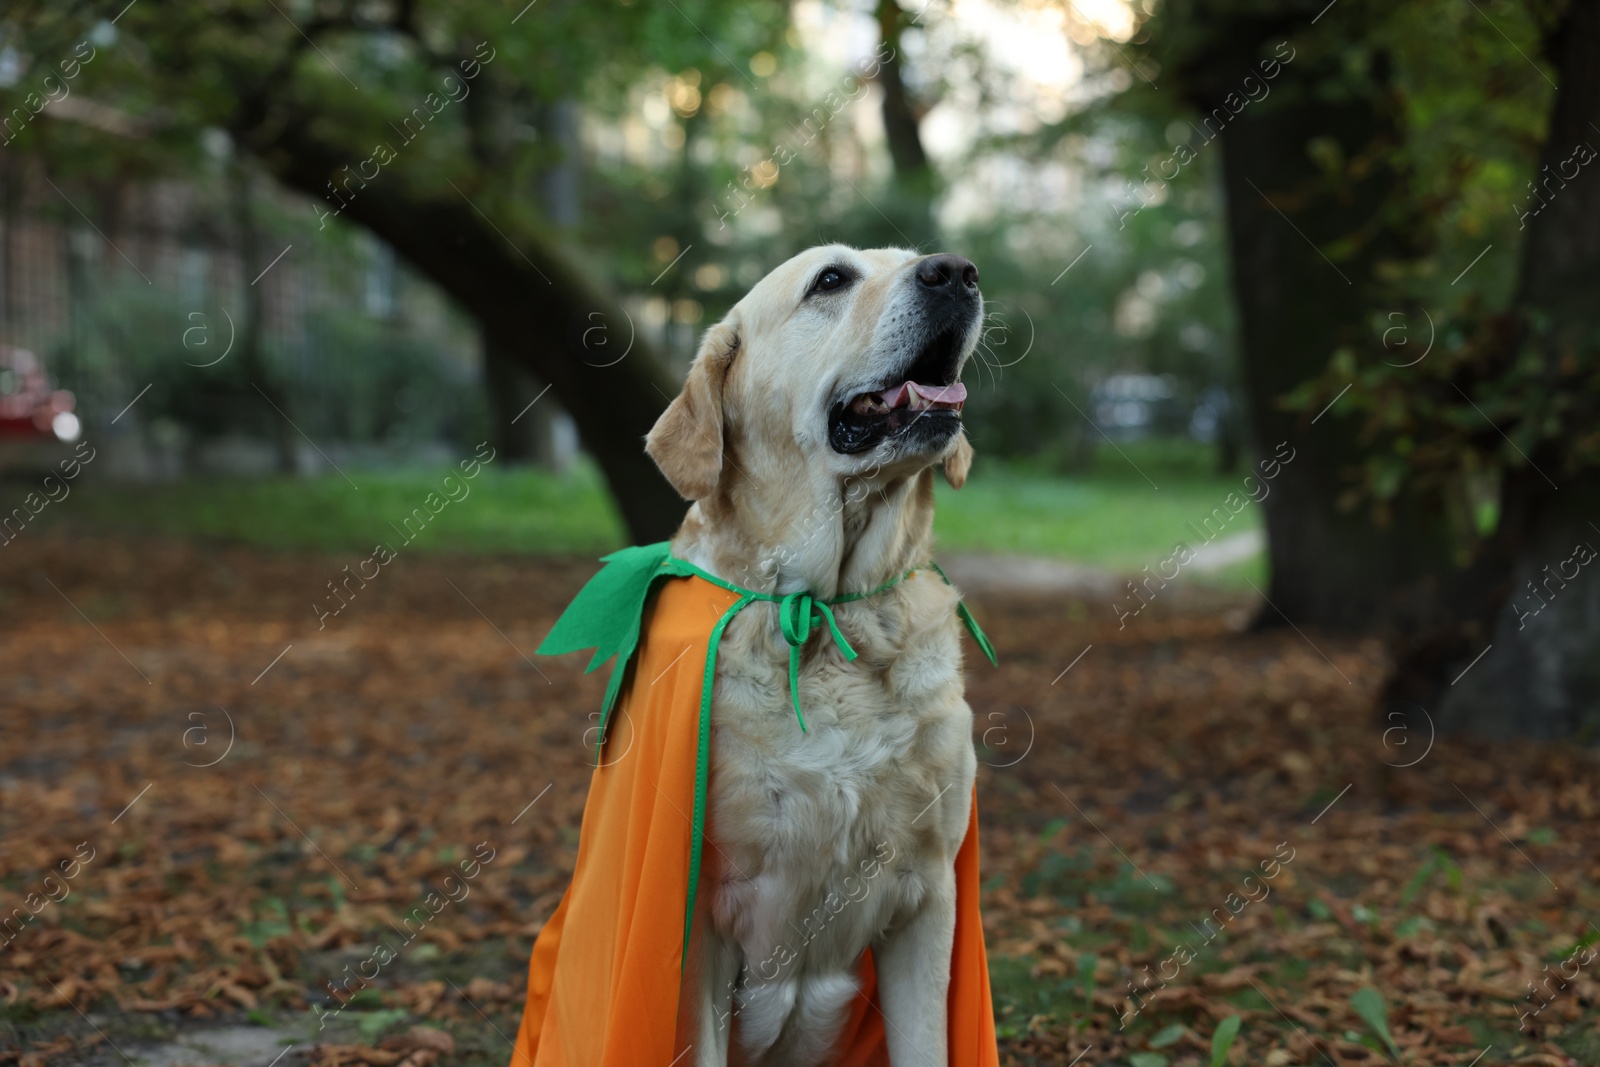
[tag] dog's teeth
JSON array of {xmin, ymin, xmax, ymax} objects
[{"xmin": 851, "ymin": 393, "xmax": 890, "ymax": 415}]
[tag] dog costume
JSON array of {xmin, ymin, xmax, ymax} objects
[{"xmin": 511, "ymin": 544, "xmax": 1000, "ymax": 1065}]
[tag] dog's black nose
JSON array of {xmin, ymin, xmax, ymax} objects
[{"xmin": 915, "ymin": 254, "xmax": 979, "ymax": 292}]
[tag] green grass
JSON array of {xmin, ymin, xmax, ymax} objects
[
  {"xmin": 50, "ymin": 441, "xmax": 1265, "ymax": 580},
  {"xmin": 54, "ymin": 461, "xmax": 628, "ymax": 555},
  {"xmin": 934, "ymin": 459, "xmax": 1264, "ymax": 574}
]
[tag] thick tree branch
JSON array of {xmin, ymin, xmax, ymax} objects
[{"xmin": 235, "ymin": 110, "xmax": 688, "ymax": 542}]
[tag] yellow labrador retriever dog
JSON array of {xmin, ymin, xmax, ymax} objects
[{"xmin": 645, "ymin": 244, "xmax": 983, "ymax": 1066}]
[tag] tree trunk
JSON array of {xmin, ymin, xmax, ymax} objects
[
  {"xmin": 481, "ymin": 99, "xmax": 581, "ymax": 468},
  {"xmin": 0, "ymin": 156, "xmax": 18, "ymax": 345},
  {"xmin": 538, "ymin": 98, "xmax": 583, "ymax": 230},
  {"xmin": 234, "ymin": 114, "xmax": 687, "ymax": 542},
  {"xmin": 1510, "ymin": 0, "xmax": 1600, "ymax": 325},
  {"xmin": 874, "ymin": 0, "xmax": 937, "ymax": 247},
  {"xmin": 1181, "ymin": 18, "xmax": 1459, "ymax": 630},
  {"xmin": 1431, "ymin": 0, "xmax": 1600, "ymax": 741},
  {"xmin": 483, "ymin": 328, "xmax": 553, "ymax": 465},
  {"xmin": 229, "ymin": 165, "xmax": 296, "ymax": 474},
  {"xmin": 1433, "ymin": 482, "xmax": 1600, "ymax": 741}
]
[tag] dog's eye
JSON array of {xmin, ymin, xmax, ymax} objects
[{"xmin": 810, "ymin": 268, "xmax": 850, "ymax": 295}]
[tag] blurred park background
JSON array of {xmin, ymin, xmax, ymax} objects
[{"xmin": 2, "ymin": 0, "xmax": 1599, "ymax": 1065}]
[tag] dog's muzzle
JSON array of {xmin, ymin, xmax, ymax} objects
[{"xmin": 828, "ymin": 255, "xmax": 981, "ymax": 455}]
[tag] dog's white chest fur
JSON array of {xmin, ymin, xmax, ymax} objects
[{"xmin": 700, "ymin": 575, "xmax": 975, "ymax": 1063}]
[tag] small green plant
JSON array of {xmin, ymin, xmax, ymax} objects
[
  {"xmin": 1394, "ymin": 915, "xmax": 1435, "ymax": 939},
  {"xmin": 1209, "ymin": 1014, "xmax": 1241, "ymax": 1067},
  {"xmin": 1349, "ymin": 987, "xmax": 1401, "ymax": 1059},
  {"xmin": 356, "ymin": 1008, "xmax": 410, "ymax": 1043},
  {"xmin": 1078, "ymin": 951, "xmax": 1098, "ymax": 1017},
  {"xmin": 347, "ymin": 988, "xmax": 385, "ymax": 1010},
  {"xmin": 1399, "ymin": 847, "xmax": 1462, "ymax": 907},
  {"xmin": 1150, "ymin": 1023, "xmax": 1185, "ymax": 1049},
  {"xmin": 240, "ymin": 898, "xmax": 293, "ymax": 947},
  {"xmin": 1558, "ymin": 927, "xmax": 1600, "ymax": 959}
]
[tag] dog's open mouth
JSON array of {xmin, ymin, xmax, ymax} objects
[
  {"xmin": 828, "ymin": 326, "xmax": 968, "ymax": 454},
  {"xmin": 847, "ymin": 380, "xmax": 967, "ymax": 418}
]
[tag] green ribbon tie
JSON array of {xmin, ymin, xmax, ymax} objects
[{"xmin": 777, "ymin": 591, "xmax": 859, "ymax": 732}]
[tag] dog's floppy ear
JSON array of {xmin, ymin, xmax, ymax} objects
[
  {"xmin": 646, "ymin": 318, "xmax": 740, "ymax": 501},
  {"xmin": 942, "ymin": 431, "xmax": 973, "ymax": 489}
]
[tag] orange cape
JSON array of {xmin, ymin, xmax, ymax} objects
[{"xmin": 513, "ymin": 551, "xmax": 999, "ymax": 1065}]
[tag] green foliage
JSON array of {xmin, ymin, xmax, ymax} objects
[
  {"xmin": 296, "ymin": 301, "xmax": 485, "ymax": 447},
  {"xmin": 3, "ymin": 0, "xmax": 1252, "ymax": 480},
  {"xmin": 1208, "ymin": 1014, "xmax": 1241, "ymax": 1067},
  {"xmin": 356, "ymin": 1008, "xmax": 410, "ymax": 1044},
  {"xmin": 1559, "ymin": 926, "xmax": 1600, "ymax": 959},
  {"xmin": 1400, "ymin": 847, "xmax": 1462, "ymax": 907},
  {"xmin": 51, "ymin": 266, "xmax": 482, "ymax": 447},
  {"xmin": 346, "ymin": 989, "xmax": 386, "ymax": 1010},
  {"xmin": 15, "ymin": 0, "xmax": 1571, "ymax": 555},
  {"xmin": 239, "ymin": 897, "xmax": 294, "ymax": 947},
  {"xmin": 1078, "ymin": 951, "xmax": 1099, "ymax": 1012},
  {"xmin": 987, "ymin": 955, "xmax": 1080, "ymax": 1039},
  {"xmin": 952, "ymin": 189, "xmax": 1239, "ymax": 467},
  {"xmin": 1267, "ymin": 0, "xmax": 1592, "ymax": 539},
  {"xmin": 1349, "ymin": 986, "xmax": 1401, "ymax": 1059},
  {"xmin": 1203, "ymin": 1017, "xmax": 1241, "ymax": 1067},
  {"xmin": 1128, "ymin": 0, "xmax": 1589, "ymax": 578},
  {"xmin": 1150, "ymin": 1023, "xmax": 1186, "ymax": 1048}
]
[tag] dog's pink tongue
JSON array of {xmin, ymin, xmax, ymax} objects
[{"xmin": 882, "ymin": 381, "xmax": 968, "ymax": 408}]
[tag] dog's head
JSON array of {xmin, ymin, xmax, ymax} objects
[{"xmin": 646, "ymin": 244, "xmax": 983, "ymax": 501}]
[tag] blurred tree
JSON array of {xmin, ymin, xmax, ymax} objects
[
  {"xmin": 483, "ymin": 97, "xmax": 580, "ymax": 468},
  {"xmin": 228, "ymin": 164, "xmax": 296, "ymax": 474},
  {"xmin": 4, "ymin": 0, "xmax": 787, "ymax": 540},
  {"xmin": 1148, "ymin": 0, "xmax": 1470, "ymax": 632},
  {"xmin": 483, "ymin": 329, "xmax": 554, "ymax": 466},
  {"xmin": 9, "ymin": 0, "xmax": 1250, "ymax": 502},
  {"xmin": 1146, "ymin": 0, "xmax": 1600, "ymax": 737},
  {"xmin": 875, "ymin": 0, "xmax": 938, "ymax": 247},
  {"xmin": 1369, "ymin": 0, "xmax": 1600, "ymax": 740}
]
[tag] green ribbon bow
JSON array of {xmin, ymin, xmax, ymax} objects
[
  {"xmin": 777, "ymin": 591, "xmax": 857, "ymax": 732},
  {"xmin": 536, "ymin": 541, "xmax": 997, "ymax": 965}
]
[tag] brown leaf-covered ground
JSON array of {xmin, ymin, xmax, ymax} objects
[{"xmin": 1, "ymin": 533, "xmax": 1597, "ymax": 1066}]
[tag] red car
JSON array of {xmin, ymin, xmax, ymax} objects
[{"xmin": 0, "ymin": 345, "xmax": 79, "ymax": 443}]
